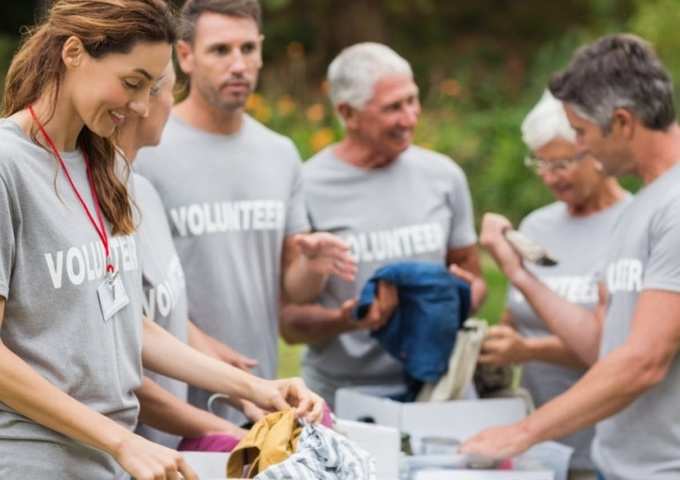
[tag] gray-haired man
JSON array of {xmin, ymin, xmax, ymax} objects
[
  {"xmin": 281, "ymin": 43, "xmax": 486, "ymax": 406},
  {"xmin": 463, "ymin": 34, "xmax": 680, "ymax": 480}
]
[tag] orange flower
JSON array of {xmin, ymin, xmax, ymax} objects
[
  {"xmin": 246, "ymin": 93, "xmax": 265, "ymax": 112},
  {"xmin": 253, "ymin": 103, "xmax": 272, "ymax": 123},
  {"xmin": 306, "ymin": 103, "xmax": 325, "ymax": 123},
  {"xmin": 276, "ymin": 95, "xmax": 296, "ymax": 117},
  {"xmin": 439, "ymin": 79, "xmax": 462, "ymax": 97},
  {"xmin": 310, "ymin": 128, "xmax": 335, "ymax": 152}
]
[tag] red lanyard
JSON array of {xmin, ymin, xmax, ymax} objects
[{"xmin": 28, "ymin": 105, "xmax": 115, "ymax": 275}]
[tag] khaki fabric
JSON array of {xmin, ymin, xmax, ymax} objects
[
  {"xmin": 417, "ymin": 318, "xmax": 487, "ymax": 402},
  {"xmin": 227, "ymin": 410, "xmax": 302, "ymax": 478}
]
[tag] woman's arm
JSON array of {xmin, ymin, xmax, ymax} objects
[
  {"xmin": 479, "ymin": 310, "xmax": 588, "ymax": 369},
  {"xmin": 187, "ymin": 321, "xmax": 257, "ymax": 371},
  {"xmin": 142, "ymin": 317, "xmax": 324, "ymax": 421},
  {"xmin": 136, "ymin": 376, "xmax": 246, "ymax": 438},
  {"xmin": 0, "ymin": 298, "xmax": 196, "ymax": 480},
  {"xmin": 480, "ymin": 214, "xmax": 601, "ymax": 364}
]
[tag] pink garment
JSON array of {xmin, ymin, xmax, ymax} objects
[
  {"xmin": 177, "ymin": 403, "xmax": 333, "ymax": 453},
  {"xmin": 178, "ymin": 434, "xmax": 240, "ymax": 453},
  {"xmin": 321, "ymin": 403, "xmax": 334, "ymax": 428}
]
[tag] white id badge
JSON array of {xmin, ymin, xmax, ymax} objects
[{"xmin": 97, "ymin": 274, "xmax": 130, "ymax": 322}]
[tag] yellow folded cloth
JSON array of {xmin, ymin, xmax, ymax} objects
[{"xmin": 227, "ymin": 409, "xmax": 302, "ymax": 478}]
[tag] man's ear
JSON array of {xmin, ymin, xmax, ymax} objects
[
  {"xmin": 175, "ymin": 40, "xmax": 195, "ymax": 75},
  {"xmin": 254, "ymin": 34, "xmax": 265, "ymax": 69},
  {"xmin": 610, "ymin": 107, "xmax": 635, "ymax": 140},
  {"xmin": 61, "ymin": 36, "xmax": 85, "ymax": 69},
  {"xmin": 337, "ymin": 103, "xmax": 358, "ymax": 129}
]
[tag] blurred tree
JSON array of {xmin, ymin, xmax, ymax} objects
[
  {"xmin": 629, "ymin": 0, "xmax": 680, "ymax": 104},
  {"xmin": 0, "ymin": 0, "xmax": 659, "ymax": 224},
  {"xmin": 0, "ymin": 1, "xmax": 52, "ymax": 35}
]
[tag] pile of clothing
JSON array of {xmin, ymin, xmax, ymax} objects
[{"xmin": 227, "ymin": 409, "xmax": 376, "ymax": 479}]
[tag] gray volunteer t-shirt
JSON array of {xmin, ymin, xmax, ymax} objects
[
  {"xmin": 506, "ymin": 197, "xmax": 630, "ymax": 471},
  {"xmin": 593, "ymin": 163, "xmax": 680, "ymax": 480},
  {"xmin": 136, "ymin": 114, "xmax": 309, "ymax": 423},
  {"xmin": 133, "ymin": 174, "xmax": 189, "ymax": 448},
  {"xmin": 0, "ymin": 120, "xmax": 143, "ymax": 479},
  {"xmin": 301, "ymin": 145, "xmax": 477, "ymax": 405}
]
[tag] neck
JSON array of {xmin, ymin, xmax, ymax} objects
[
  {"xmin": 334, "ymin": 136, "xmax": 397, "ymax": 170},
  {"xmin": 174, "ymin": 87, "xmax": 243, "ymax": 135},
  {"xmin": 567, "ymin": 178, "xmax": 626, "ymax": 217},
  {"xmin": 28, "ymin": 86, "xmax": 84, "ymax": 152},
  {"xmin": 115, "ymin": 130, "xmax": 138, "ymax": 163},
  {"xmin": 634, "ymin": 123, "xmax": 680, "ymax": 184}
]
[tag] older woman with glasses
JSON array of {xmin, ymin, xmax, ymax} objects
[{"xmin": 477, "ymin": 90, "xmax": 629, "ymax": 480}]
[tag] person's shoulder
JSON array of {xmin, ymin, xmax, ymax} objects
[
  {"xmin": 519, "ymin": 202, "xmax": 565, "ymax": 231},
  {"xmin": 154, "ymin": 113, "xmax": 190, "ymax": 144},
  {"xmin": 302, "ymin": 146, "xmax": 340, "ymax": 180},
  {"xmin": 135, "ymin": 115, "xmax": 188, "ymax": 161},
  {"xmin": 304, "ymin": 146, "xmax": 335, "ymax": 167},
  {"xmin": 650, "ymin": 185, "xmax": 680, "ymax": 229},
  {"xmin": 131, "ymin": 172, "xmax": 157, "ymax": 198},
  {"xmin": 0, "ymin": 119, "xmax": 39, "ymax": 178},
  {"xmin": 244, "ymin": 115, "xmax": 299, "ymax": 155},
  {"xmin": 131, "ymin": 172, "xmax": 167, "ymax": 221},
  {"xmin": 607, "ymin": 192, "xmax": 633, "ymax": 217},
  {"xmin": 405, "ymin": 145, "xmax": 466, "ymax": 175},
  {"xmin": 402, "ymin": 145, "xmax": 469, "ymax": 187}
]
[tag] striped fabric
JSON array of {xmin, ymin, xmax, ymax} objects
[{"xmin": 255, "ymin": 424, "xmax": 376, "ymax": 480}]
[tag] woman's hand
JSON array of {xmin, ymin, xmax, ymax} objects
[
  {"xmin": 113, "ymin": 432, "xmax": 197, "ymax": 480},
  {"xmin": 478, "ymin": 325, "xmax": 530, "ymax": 366},
  {"xmin": 249, "ymin": 377, "xmax": 325, "ymax": 423},
  {"xmin": 479, "ymin": 213, "xmax": 524, "ymax": 281}
]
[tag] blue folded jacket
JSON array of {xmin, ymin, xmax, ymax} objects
[{"xmin": 355, "ymin": 261, "xmax": 471, "ymax": 384}]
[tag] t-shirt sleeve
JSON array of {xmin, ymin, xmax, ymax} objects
[
  {"xmin": 285, "ymin": 146, "xmax": 311, "ymax": 235},
  {"xmin": 0, "ymin": 176, "xmax": 16, "ymax": 299},
  {"xmin": 642, "ymin": 197, "xmax": 680, "ymax": 293},
  {"xmin": 446, "ymin": 165, "xmax": 477, "ymax": 248}
]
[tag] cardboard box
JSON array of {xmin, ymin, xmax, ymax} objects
[
  {"xmin": 335, "ymin": 419, "xmax": 401, "ymax": 480},
  {"xmin": 336, "ymin": 385, "xmax": 527, "ymax": 440},
  {"xmin": 182, "ymin": 451, "xmax": 230, "ymax": 479}
]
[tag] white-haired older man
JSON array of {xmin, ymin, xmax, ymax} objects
[{"xmin": 281, "ymin": 42, "xmax": 486, "ymax": 406}]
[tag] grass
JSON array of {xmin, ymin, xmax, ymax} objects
[{"xmin": 277, "ymin": 254, "xmax": 508, "ymax": 378}]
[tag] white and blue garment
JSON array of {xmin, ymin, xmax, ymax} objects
[{"xmin": 255, "ymin": 424, "xmax": 376, "ymax": 480}]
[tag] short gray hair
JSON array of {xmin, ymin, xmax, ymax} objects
[
  {"xmin": 549, "ymin": 34, "xmax": 675, "ymax": 131},
  {"xmin": 521, "ymin": 90, "xmax": 575, "ymax": 151},
  {"xmin": 327, "ymin": 42, "xmax": 413, "ymax": 109}
]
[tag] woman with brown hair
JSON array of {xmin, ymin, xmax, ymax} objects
[{"xmin": 0, "ymin": 2, "xmax": 322, "ymax": 479}]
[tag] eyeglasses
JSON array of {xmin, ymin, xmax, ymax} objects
[{"xmin": 524, "ymin": 151, "xmax": 588, "ymax": 174}]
